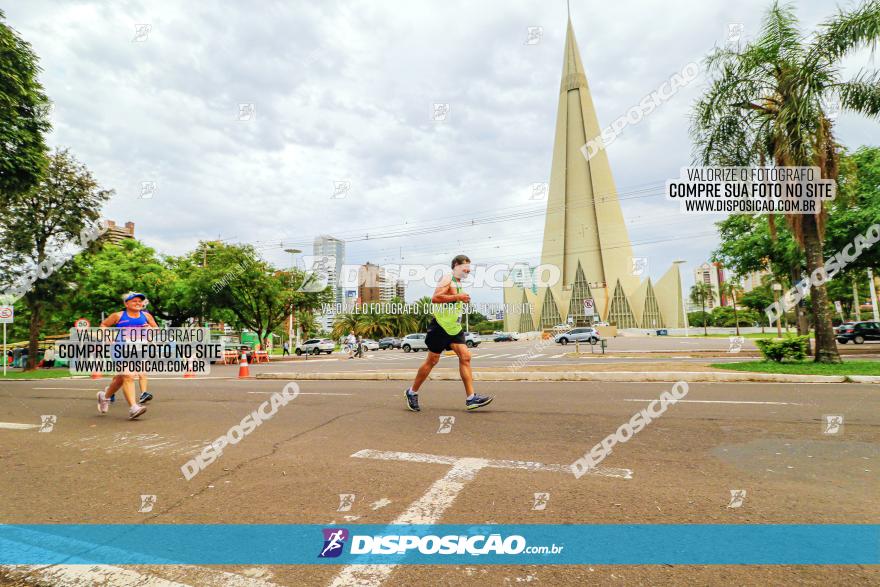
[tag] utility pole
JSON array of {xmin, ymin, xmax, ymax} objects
[{"xmin": 285, "ymin": 248, "xmax": 302, "ymax": 349}]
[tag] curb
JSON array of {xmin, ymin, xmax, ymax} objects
[
  {"xmin": 846, "ymin": 375, "xmax": 880, "ymax": 384},
  {"xmin": 256, "ymin": 371, "xmax": 848, "ymax": 383}
]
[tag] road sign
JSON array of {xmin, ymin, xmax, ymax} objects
[
  {"xmin": 583, "ymin": 299, "xmax": 595, "ymax": 317},
  {"xmin": 74, "ymin": 318, "xmax": 91, "ymax": 329},
  {"xmin": 833, "ymin": 301, "xmax": 842, "ymax": 314}
]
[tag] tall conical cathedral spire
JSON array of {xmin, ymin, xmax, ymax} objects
[
  {"xmin": 538, "ymin": 17, "xmax": 639, "ymax": 324},
  {"xmin": 503, "ymin": 17, "xmax": 683, "ymax": 332}
]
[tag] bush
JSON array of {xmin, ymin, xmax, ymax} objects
[{"xmin": 754, "ymin": 336, "xmax": 810, "ymax": 362}]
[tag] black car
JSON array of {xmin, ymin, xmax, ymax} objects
[
  {"xmin": 493, "ymin": 333, "xmax": 517, "ymax": 342},
  {"xmin": 836, "ymin": 321, "xmax": 880, "ymax": 344},
  {"xmin": 378, "ymin": 337, "xmax": 401, "ymax": 350}
]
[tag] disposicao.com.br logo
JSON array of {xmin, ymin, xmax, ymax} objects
[{"xmin": 318, "ymin": 528, "xmax": 564, "ymax": 558}]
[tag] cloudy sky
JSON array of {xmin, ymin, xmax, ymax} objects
[{"xmin": 6, "ymin": 0, "xmax": 877, "ymax": 304}]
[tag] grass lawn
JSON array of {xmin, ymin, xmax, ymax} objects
[
  {"xmin": 0, "ymin": 368, "xmax": 74, "ymax": 380},
  {"xmin": 710, "ymin": 360, "xmax": 880, "ymax": 376}
]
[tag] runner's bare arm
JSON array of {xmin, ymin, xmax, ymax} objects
[
  {"xmin": 144, "ymin": 312, "xmax": 158, "ymax": 328},
  {"xmin": 100, "ymin": 312, "xmax": 122, "ymax": 327},
  {"xmin": 431, "ymin": 275, "xmax": 466, "ymax": 303}
]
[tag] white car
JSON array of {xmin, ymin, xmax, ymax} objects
[
  {"xmin": 360, "ymin": 339, "xmax": 379, "ymax": 351},
  {"xmin": 295, "ymin": 338, "xmax": 335, "ymax": 355},
  {"xmin": 554, "ymin": 327, "xmax": 600, "ymax": 345},
  {"xmin": 401, "ymin": 333, "xmax": 428, "ymax": 352}
]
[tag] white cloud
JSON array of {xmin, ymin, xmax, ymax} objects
[{"xmin": 5, "ymin": 0, "xmax": 877, "ymax": 304}]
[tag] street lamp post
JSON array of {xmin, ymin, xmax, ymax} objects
[
  {"xmin": 673, "ymin": 260, "xmax": 689, "ymax": 337},
  {"xmin": 284, "ymin": 248, "xmax": 302, "ymax": 350},
  {"xmin": 772, "ymin": 283, "xmax": 783, "ymax": 338}
]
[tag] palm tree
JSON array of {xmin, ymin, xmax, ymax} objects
[
  {"xmin": 691, "ymin": 0, "xmax": 880, "ymax": 362},
  {"xmin": 411, "ymin": 296, "xmax": 434, "ymax": 332},
  {"xmin": 690, "ymin": 282, "xmax": 716, "ymax": 336},
  {"xmin": 720, "ymin": 281, "xmax": 745, "ymax": 335},
  {"xmin": 331, "ymin": 312, "xmax": 364, "ymax": 340},
  {"xmin": 360, "ymin": 312, "xmax": 395, "ymax": 340}
]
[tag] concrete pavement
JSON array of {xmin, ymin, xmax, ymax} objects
[{"xmin": 0, "ymin": 376, "xmax": 877, "ymax": 585}]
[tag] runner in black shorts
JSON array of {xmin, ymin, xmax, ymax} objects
[{"xmin": 403, "ymin": 255, "xmax": 493, "ymax": 412}]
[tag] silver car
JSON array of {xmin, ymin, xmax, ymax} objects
[
  {"xmin": 401, "ymin": 333, "xmax": 428, "ymax": 352},
  {"xmin": 554, "ymin": 327, "xmax": 600, "ymax": 345},
  {"xmin": 295, "ymin": 338, "xmax": 335, "ymax": 355}
]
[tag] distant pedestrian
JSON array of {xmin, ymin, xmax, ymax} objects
[{"xmin": 283, "ymin": 341, "xmax": 290, "ymax": 356}]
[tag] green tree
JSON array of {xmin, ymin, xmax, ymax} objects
[
  {"xmin": 202, "ymin": 243, "xmax": 330, "ymax": 347},
  {"xmin": 690, "ymin": 282, "xmax": 715, "ymax": 335},
  {"xmin": 0, "ymin": 149, "xmax": 112, "ymax": 369},
  {"xmin": 411, "ymin": 296, "xmax": 433, "ymax": 331},
  {"xmin": 740, "ymin": 282, "xmax": 775, "ymax": 332},
  {"xmin": 66, "ymin": 239, "xmax": 201, "ymax": 326},
  {"xmin": 719, "ymin": 281, "xmax": 745, "ymax": 335},
  {"xmin": 692, "ymin": 0, "xmax": 880, "ymax": 362},
  {"xmin": 0, "ymin": 9, "xmax": 50, "ymax": 202}
]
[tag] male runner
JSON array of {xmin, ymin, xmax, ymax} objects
[
  {"xmin": 96, "ymin": 292, "xmax": 157, "ymax": 419},
  {"xmin": 404, "ymin": 255, "xmax": 493, "ymax": 412}
]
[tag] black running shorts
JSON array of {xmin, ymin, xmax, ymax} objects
[{"xmin": 425, "ymin": 318, "xmax": 466, "ymax": 353}]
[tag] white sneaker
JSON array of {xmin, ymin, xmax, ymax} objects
[
  {"xmin": 96, "ymin": 390, "xmax": 110, "ymax": 414},
  {"xmin": 128, "ymin": 404, "xmax": 147, "ymax": 420}
]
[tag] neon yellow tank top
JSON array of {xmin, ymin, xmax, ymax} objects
[{"xmin": 432, "ymin": 276, "xmax": 463, "ymax": 335}]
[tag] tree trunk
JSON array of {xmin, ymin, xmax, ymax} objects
[
  {"xmin": 732, "ymin": 291, "xmax": 740, "ymax": 336},
  {"xmin": 789, "ymin": 266, "xmax": 808, "ymax": 336},
  {"xmin": 701, "ymin": 299, "xmax": 708, "ymax": 336},
  {"xmin": 25, "ymin": 297, "xmax": 43, "ymax": 371},
  {"xmin": 802, "ymin": 214, "xmax": 841, "ymax": 363},
  {"xmin": 853, "ymin": 278, "xmax": 861, "ymax": 320}
]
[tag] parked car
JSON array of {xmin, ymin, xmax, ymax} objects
[
  {"xmin": 378, "ymin": 337, "xmax": 401, "ymax": 350},
  {"xmin": 464, "ymin": 332, "xmax": 481, "ymax": 348},
  {"xmin": 836, "ymin": 321, "xmax": 880, "ymax": 344},
  {"xmin": 401, "ymin": 333, "xmax": 428, "ymax": 352},
  {"xmin": 555, "ymin": 327, "xmax": 600, "ymax": 345},
  {"xmin": 493, "ymin": 332, "xmax": 518, "ymax": 342},
  {"xmin": 295, "ymin": 338, "xmax": 335, "ymax": 355},
  {"xmin": 361, "ymin": 339, "xmax": 379, "ymax": 351},
  {"xmin": 834, "ymin": 322, "xmax": 855, "ymax": 335}
]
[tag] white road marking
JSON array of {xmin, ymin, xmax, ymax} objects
[
  {"xmin": 0, "ymin": 422, "xmax": 39, "ymax": 430},
  {"xmin": 622, "ymin": 399, "xmax": 803, "ymax": 406},
  {"xmin": 491, "ymin": 353, "xmax": 511, "ymax": 358},
  {"xmin": 550, "ymin": 353, "xmax": 566, "ymax": 358},
  {"xmin": 370, "ymin": 498, "xmax": 392, "ymax": 510},
  {"xmin": 246, "ymin": 391, "xmax": 352, "ymax": 396},
  {"xmin": 329, "ymin": 450, "xmax": 631, "ymax": 586}
]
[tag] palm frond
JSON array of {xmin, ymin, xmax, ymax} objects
[
  {"xmin": 811, "ymin": 0, "xmax": 880, "ymax": 62},
  {"xmin": 836, "ymin": 69, "xmax": 880, "ymax": 117}
]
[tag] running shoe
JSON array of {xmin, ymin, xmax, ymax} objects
[
  {"xmin": 96, "ymin": 390, "xmax": 110, "ymax": 414},
  {"xmin": 404, "ymin": 389, "xmax": 420, "ymax": 412},
  {"xmin": 128, "ymin": 404, "xmax": 147, "ymax": 420},
  {"xmin": 465, "ymin": 394, "xmax": 494, "ymax": 410},
  {"xmin": 138, "ymin": 392, "xmax": 153, "ymax": 404}
]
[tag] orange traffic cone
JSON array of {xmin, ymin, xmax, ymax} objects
[
  {"xmin": 183, "ymin": 358, "xmax": 195, "ymax": 378},
  {"xmin": 238, "ymin": 351, "xmax": 250, "ymax": 378}
]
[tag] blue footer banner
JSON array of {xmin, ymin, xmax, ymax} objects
[{"xmin": 0, "ymin": 524, "xmax": 877, "ymax": 565}]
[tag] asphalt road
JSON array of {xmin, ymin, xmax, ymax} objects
[{"xmin": 0, "ymin": 375, "xmax": 877, "ymax": 585}]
